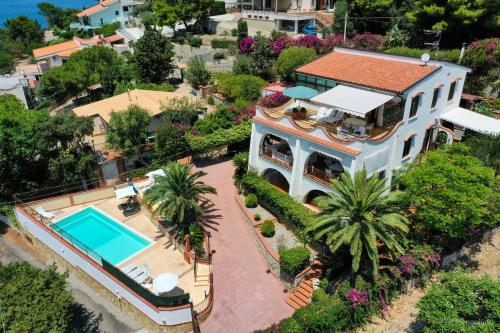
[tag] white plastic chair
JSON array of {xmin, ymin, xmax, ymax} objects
[{"xmin": 35, "ymin": 207, "xmax": 55, "ymax": 220}]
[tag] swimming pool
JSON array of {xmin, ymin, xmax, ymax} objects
[{"xmin": 51, "ymin": 206, "xmax": 152, "ymax": 265}]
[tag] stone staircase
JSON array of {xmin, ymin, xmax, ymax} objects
[
  {"xmin": 315, "ymin": 12, "xmax": 334, "ymax": 29},
  {"xmin": 285, "ymin": 260, "xmax": 324, "ymax": 310}
]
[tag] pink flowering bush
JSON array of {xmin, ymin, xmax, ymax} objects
[
  {"xmin": 319, "ymin": 34, "xmax": 345, "ymax": 53},
  {"xmin": 346, "ymin": 289, "xmax": 369, "ymax": 308},
  {"xmin": 395, "ymin": 245, "xmax": 441, "ymax": 282},
  {"xmin": 271, "ymin": 35, "xmax": 292, "ymax": 56},
  {"xmin": 239, "ymin": 36, "xmax": 255, "ymax": 54},
  {"xmin": 350, "ymin": 32, "xmax": 385, "ymax": 50},
  {"xmin": 463, "ymin": 38, "xmax": 500, "ymax": 95},
  {"xmin": 259, "ymin": 91, "xmax": 290, "ymax": 108},
  {"xmin": 292, "ymin": 35, "xmax": 323, "ymax": 51}
]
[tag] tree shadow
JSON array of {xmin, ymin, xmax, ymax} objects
[
  {"xmin": 198, "ymin": 200, "xmax": 222, "ymax": 233},
  {"xmin": 193, "ymin": 155, "xmax": 233, "ymax": 168},
  {"xmin": 70, "ymin": 302, "xmax": 103, "ymax": 333},
  {"xmin": 406, "ymin": 318, "xmax": 425, "ymax": 333}
]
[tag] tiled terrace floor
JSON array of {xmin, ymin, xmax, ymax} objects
[
  {"xmin": 38, "ymin": 196, "xmax": 210, "ymax": 305},
  {"xmin": 196, "ymin": 160, "xmax": 293, "ymax": 333}
]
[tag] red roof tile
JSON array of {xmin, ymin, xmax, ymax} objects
[
  {"xmin": 296, "ymin": 51, "xmax": 439, "ymax": 94},
  {"xmin": 253, "ymin": 117, "xmax": 361, "ymax": 156}
]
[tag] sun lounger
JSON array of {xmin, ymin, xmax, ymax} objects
[
  {"xmin": 132, "ymin": 265, "xmax": 151, "ymax": 284},
  {"xmin": 122, "ymin": 264, "xmax": 138, "ymax": 275},
  {"xmin": 35, "ymin": 207, "xmax": 55, "ymax": 220}
]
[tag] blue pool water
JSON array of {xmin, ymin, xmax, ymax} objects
[{"xmin": 51, "ymin": 206, "xmax": 151, "ymax": 265}]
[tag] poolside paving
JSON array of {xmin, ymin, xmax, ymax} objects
[{"xmin": 195, "ymin": 159, "xmax": 293, "ymax": 333}]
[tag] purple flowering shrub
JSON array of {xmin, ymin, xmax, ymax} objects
[
  {"xmin": 395, "ymin": 245, "xmax": 441, "ymax": 282},
  {"xmin": 259, "ymin": 91, "xmax": 290, "ymax": 108},
  {"xmin": 346, "ymin": 289, "xmax": 369, "ymax": 308},
  {"xmin": 271, "ymin": 35, "xmax": 292, "ymax": 56},
  {"xmin": 349, "ymin": 32, "xmax": 385, "ymax": 50},
  {"xmin": 239, "ymin": 36, "xmax": 255, "ymax": 54},
  {"xmin": 463, "ymin": 38, "xmax": 500, "ymax": 95}
]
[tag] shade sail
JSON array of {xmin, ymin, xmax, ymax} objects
[
  {"xmin": 311, "ymin": 85, "xmax": 394, "ymax": 117},
  {"xmin": 153, "ymin": 272, "xmax": 179, "ymax": 294},
  {"xmin": 440, "ymin": 107, "xmax": 500, "ymax": 134},
  {"xmin": 114, "ymin": 186, "xmax": 136, "ymax": 199},
  {"xmin": 284, "ymin": 86, "xmax": 318, "ymax": 99}
]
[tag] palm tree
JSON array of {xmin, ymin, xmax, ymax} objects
[
  {"xmin": 305, "ymin": 169, "xmax": 409, "ymax": 277},
  {"xmin": 142, "ymin": 162, "xmax": 216, "ymax": 231}
]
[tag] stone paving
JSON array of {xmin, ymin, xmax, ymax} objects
[{"xmin": 196, "ymin": 159, "xmax": 293, "ymax": 333}]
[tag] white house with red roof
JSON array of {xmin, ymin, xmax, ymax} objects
[
  {"xmin": 249, "ymin": 47, "xmax": 500, "ymax": 205},
  {"xmin": 72, "ymin": 0, "xmax": 144, "ymax": 29}
]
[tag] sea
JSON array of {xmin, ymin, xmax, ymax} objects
[{"xmin": 0, "ymin": 0, "xmax": 98, "ymax": 27}]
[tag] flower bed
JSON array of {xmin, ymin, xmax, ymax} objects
[{"xmin": 259, "ymin": 91, "xmax": 290, "ymax": 108}]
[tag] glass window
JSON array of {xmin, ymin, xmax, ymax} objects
[
  {"xmin": 316, "ymin": 78, "xmax": 325, "ymax": 86},
  {"xmin": 431, "ymin": 87, "xmax": 440, "ymax": 108},
  {"xmin": 378, "ymin": 170, "xmax": 386, "ymax": 180},
  {"xmin": 448, "ymin": 81, "xmax": 457, "ymax": 101},
  {"xmin": 409, "ymin": 94, "xmax": 420, "ymax": 118},
  {"xmin": 115, "ymin": 11, "xmax": 119, "ymax": 15},
  {"xmin": 402, "ymin": 136, "xmax": 413, "ymax": 158},
  {"xmin": 123, "ymin": 6, "xmax": 129, "ymax": 12},
  {"xmin": 326, "ymin": 80, "xmax": 335, "ymax": 88},
  {"xmin": 306, "ymin": 75, "xmax": 315, "ymax": 83},
  {"xmin": 296, "ymin": 74, "xmax": 305, "ymax": 81}
]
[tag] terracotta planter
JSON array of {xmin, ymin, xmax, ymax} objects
[{"xmin": 292, "ymin": 111, "xmax": 307, "ymax": 120}]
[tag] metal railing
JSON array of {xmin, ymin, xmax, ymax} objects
[
  {"xmin": 192, "ymin": 273, "xmax": 214, "ymax": 319},
  {"xmin": 50, "ymin": 222, "xmax": 104, "ymax": 264},
  {"xmin": 304, "ymin": 165, "xmax": 340, "ymax": 184},
  {"xmin": 261, "ymin": 148, "xmax": 293, "ymax": 167}
]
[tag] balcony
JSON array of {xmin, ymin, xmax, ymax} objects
[
  {"xmin": 304, "ymin": 152, "xmax": 343, "ymax": 185},
  {"xmin": 260, "ymin": 147, "xmax": 293, "ymax": 169}
]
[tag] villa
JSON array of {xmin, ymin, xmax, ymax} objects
[
  {"xmin": 239, "ymin": 0, "xmax": 334, "ymax": 33},
  {"xmin": 14, "ymin": 176, "xmax": 212, "ymax": 331},
  {"xmin": 32, "ymin": 35, "xmax": 125, "ymax": 70},
  {"xmin": 248, "ymin": 47, "xmax": 500, "ymax": 206},
  {"xmin": 72, "ymin": 0, "xmax": 145, "ymax": 30}
]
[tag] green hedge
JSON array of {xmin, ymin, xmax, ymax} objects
[
  {"xmin": 211, "ymin": 39, "xmax": 238, "ymax": 49},
  {"xmin": 241, "ymin": 173, "xmax": 316, "ymax": 231},
  {"xmin": 384, "ymin": 47, "xmax": 461, "ymax": 63},
  {"xmin": 187, "ymin": 121, "xmax": 251, "ymax": 153},
  {"xmin": 279, "ymin": 246, "xmax": 310, "ymax": 276}
]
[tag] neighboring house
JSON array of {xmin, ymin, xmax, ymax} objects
[
  {"xmin": 73, "ymin": 0, "xmax": 145, "ymax": 29},
  {"xmin": 249, "ymin": 47, "xmax": 500, "ymax": 205},
  {"xmin": 32, "ymin": 35, "xmax": 125, "ymax": 70},
  {"xmin": 0, "ymin": 75, "xmax": 32, "ymax": 108},
  {"xmin": 239, "ymin": 0, "xmax": 334, "ymax": 32}
]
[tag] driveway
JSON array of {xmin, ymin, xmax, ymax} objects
[
  {"xmin": 0, "ymin": 223, "xmax": 143, "ymax": 333},
  {"xmin": 195, "ymin": 159, "xmax": 293, "ymax": 333}
]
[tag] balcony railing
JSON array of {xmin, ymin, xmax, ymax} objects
[
  {"xmin": 304, "ymin": 164, "xmax": 340, "ymax": 184},
  {"xmin": 261, "ymin": 147, "xmax": 293, "ymax": 168}
]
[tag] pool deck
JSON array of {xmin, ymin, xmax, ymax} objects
[{"xmin": 40, "ymin": 196, "xmax": 210, "ymax": 305}]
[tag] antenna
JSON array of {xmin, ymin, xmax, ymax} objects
[
  {"xmin": 421, "ymin": 53, "xmax": 430, "ymax": 65},
  {"xmin": 423, "ymin": 30, "xmax": 441, "ymax": 60}
]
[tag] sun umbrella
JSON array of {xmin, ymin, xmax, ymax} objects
[
  {"xmin": 283, "ymin": 86, "xmax": 318, "ymax": 99},
  {"xmin": 153, "ymin": 272, "xmax": 180, "ymax": 295}
]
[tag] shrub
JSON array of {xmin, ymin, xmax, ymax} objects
[
  {"xmin": 232, "ymin": 151, "xmax": 249, "ymax": 185},
  {"xmin": 188, "ymin": 37, "xmax": 202, "ymax": 48},
  {"xmin": 211, "ymin": 39, "xmax": 238, "ymax": 49},
  {"xmin": 193, "ymin": 104, "xmax": 236, "ymax": 135},
  {"xmin": 350, "ymin": 32, "xmax": 385, "ymax": 50},
  {"xmin": 241, "ymin": 173, "xmax": 316, "ymax": 232},
  {"xmin": 211, "ymin": 1, "xmax": 226, "ymax": 16},
  {"xmin": 293, "ymin": 297, "xmax": 350, "ymax": 332},
  {"xmin": 245, "ymin": 193, "xmax": 258, "ymax": 208},
  {"xmin": 215, "ymin": 73, "xmax": 265, "ymax": 101},
  {"xmin": 187, "ymin": 121, "xmax": 251, "ymax": 153},
  {"xmin": 276, "ymin": 47, "xmax": 316, "ymax": 82},
  {"xmin": 254, "ymin": 213, "xmax": 261, "ymax": 221},
  {"xmin": 234, "ymin": 98, "xmax": 250, "ymax": 111},
  {"xmin": 232, "ymin": 55, "xmax": 253, "ymax": 75},
  {"xmin": 417, "ymin": 271, "xmax": 500, "ymax": 333},
  {"xmin": 173, "ymin": 35, "xmax": 185, "ymax": 45},
  {"xmin": 260, "ymin": 219, "xmax": 275, "ymax": 237},
  {"xmin": 259, "ymin": 91, "xmax": 290, "ymax": 108},
  {"xmin": 135, "ymin": 82, "xmax": 175, "ymax": 92},
  {"xmin": 94, "ymin": 22, "xmax": 120, "ymax": 37},
  {"xmin": 384, "ymin": 46, "xmax": 460, "ymax": 63},
  {"xmin": 213, "ymin": 51, "xmax": 225, "ymax": 60},
  {"xmin": 239, "ymin": 36, "xmax": 254, "ymax": 54},
  {"xmin": 237, "ymin": 20, "xmax": 248, "ymax": 44},
  {"xmin": 231, "ymin": 28, "xmax": 237, "ymax": 37},
  {"xmin": 186, "ymin": 55, "xmax": 210, "ymax": 89},
  {"xmin": 463, "ymin": 38, "xmax": 500, "ymax": 96},
  {"xmin": 207, "ymin": 96, "xmax": 214, "ymax": 105},
  {"xmin": 279, "ymin": 246, "xmax": 310, "ymax": 276}
]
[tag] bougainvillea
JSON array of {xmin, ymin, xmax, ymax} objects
[
  {"xmin": 259, "ymin": 91, "xmax": 290, "ymax": 108},
  {"xmin": 346, "ymin": 289, "xmax": 369, "ymax": 308},
  {"xmin": 271, "ymin": 35, "xmax": 292, "ymax": 56},
  {"xmin": 398, "ymin": 252, "xmax": 417, "ymax": 275},
  {"xmin": 239, "ymin": 36, "xmax": 255, "ymax": 54},
  {"xmin": 292, "ymin": 35, "xmax": 323, "ymax": 50},
  {"xmin": 350, "ymin": 32, "xmax": 385, "ymax": 50}
]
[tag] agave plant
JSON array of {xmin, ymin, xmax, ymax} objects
[{"xmin": 305, "ymin": 169, "xmax": 409, "ymax": 277}]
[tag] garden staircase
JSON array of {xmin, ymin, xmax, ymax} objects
[
  {"xmin": 315, "ymin": 12, "xmax": 334, "ymax": 29},
  {"xmin": 286, "ymin": 260, "xmax": 324, "ymax": 310}
]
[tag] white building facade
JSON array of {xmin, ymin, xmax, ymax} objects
[
  {"xmin": 74, "ymin": 0, "xmax": 144, "ymax": 29},
  {"xmin": 248, "ymin": 48, "xmax": 495, "ymax": 204}
]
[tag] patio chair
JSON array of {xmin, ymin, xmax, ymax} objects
[
  {"xmin": 122, "ymin": 264, "xmax": 138, "ymax": 275},
  {"xmin": 35, "ymin": 207, "xmax": 55, "ymax": 220},
  {"xmin": 325, "ymin": 111, "xmax": 344, "ymax": 124},
  {"xmin": 133, "ymin": 265, "xmax": 152, "ymax": 285}
]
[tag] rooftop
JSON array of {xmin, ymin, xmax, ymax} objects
[
  {"xmin": 72, "ymin": 89, "xmax": 185, "ymax": 123},
  {"xmin": 77, "ymin": 0, "xmax": 118, "ymax": 18},
  {"xmin": 296, "ymin": 49, "xmax": 439, "ymax": 94},
  {"xmin": 33, "ymin": 40, "xmax": 81, "ymax": 59}
]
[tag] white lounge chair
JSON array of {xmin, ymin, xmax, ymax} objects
[
  {"xmin": 122, "ymin": 264, "xmax": 138, "ymax": 275},
  {"xmin": 35, "ymin": 207, "xmax": 55, "ymax": 220},
  {"xmin": 133, "ymin": 265, "xmax": 151, "ymax": 284},
  {"xmin": 311, "ymin": 107, "xmax": 333, "ymax": 121},
  {"xmin": 325, "ymin": 111, "xmax": 344, "ymax": 124}
]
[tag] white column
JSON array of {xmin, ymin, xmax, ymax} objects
[
  {"xmin": 251, "ymin": 0, "xmax": 254, "ymax": 10},
  {"xmin": 376, "ymin": 105, "xmax": 384, "ymax": 127},
  {"xmin": 294, "ymin": 20, "xmax": 299, "ymax": 34},
  {"xmin": 289, "ymin": 138, "xmax": 304, "ymax": 198},
  {"xmin": 275, "ymin": 0, "xmax": 278, "ymax": 12},
  {"xmin": 248, "ymin": 123, "xmax": 260, "ymax": 168}
]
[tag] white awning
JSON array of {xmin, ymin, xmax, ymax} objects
[
  {"xmin": 114, "ymin": 186, "xmax": 136, "ymax": 199},
  {"xmin": 440, "ymin": 107, "xmax": 500, "ymax": 135},
  {"xmin": 311, "ymin": 85, "xmax": 394, "ymax": 118},
  {"xmin": 145, "ymin": 169, "xmax": 166, "ymax": 179}
]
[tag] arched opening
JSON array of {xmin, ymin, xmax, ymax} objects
[
  {"xmin": 260, "ymin": 134, "xmax": 293, "ymax": 167},
  {"xmin": 304, "ymin": 152, "xmax": 344, "ymax": 185},
  {"xmin": 262, "ymin": 168, "xmax": 290, "ymax": 193}
]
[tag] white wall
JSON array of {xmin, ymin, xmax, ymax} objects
[{"xmin": 14, "ymin": 207, "xmax": 193, "ymax": 326}]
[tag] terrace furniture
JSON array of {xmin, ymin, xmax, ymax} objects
[
  {"xmin": 129, "ymin": 265, "xmax": 152, "ymax": 284},
  {"xmin": 122, "ymin": 200, "xmax": 140, "ymax": 217},
  {"xmin": 35, "ymin": 207, "xmax": 55, "ymax": 220},
  {"xmin": 353, "ymin": 127, "xmax": 366, "ymax": 136},
  {"xmin": 325, "ymin": 111, "xmax": 344, "ymax": 124},
  {"xmin": 122, "ymin": 264, "xmax": 138, "ymax": 275},
  {"xmin": 152, "ymin": 272, "xmax": 180, "ymax": 296}
]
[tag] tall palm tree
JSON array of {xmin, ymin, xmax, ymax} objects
[
  {"xmin": 305, "ymin": 169, "xmax": 409, "ymax": 277},
  {"xmin": 143, "ymin": 162, "xmax": 216, "ymax": 230}
]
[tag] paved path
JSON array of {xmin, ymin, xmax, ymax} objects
[
  {"xmin": 196, "ymin": 159, "xmax": 293, "ymax": 333},
  {"xmin": 0, "ymin": 223, "xmax": 143, "ymax": 333}
]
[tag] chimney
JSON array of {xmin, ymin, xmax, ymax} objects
[{"xmin": 458, "ymin": 43, "xmax": 466, "ymax": 64}]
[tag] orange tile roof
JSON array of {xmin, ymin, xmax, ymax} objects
[
  {"xmin": 59, "ymin": 49, "xmax": 80, "ymax": 58},
  {"xmin": 77, "ymin": 0, "xmax": 118, "ymax": 18},
  {"xmin": 32, "ymin": 40, "xmax": 80, "ymax": 59},
  {"xmin": 104, "ymin": 34, "xmax": 124, "ymax": 43},
  {"xmin": 253, "ymin": 116, "xmax": 361, "ymax": 156},
  {"xmin": 296, "ymin": 51, "xmax": 439, "ymax": 94}
]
